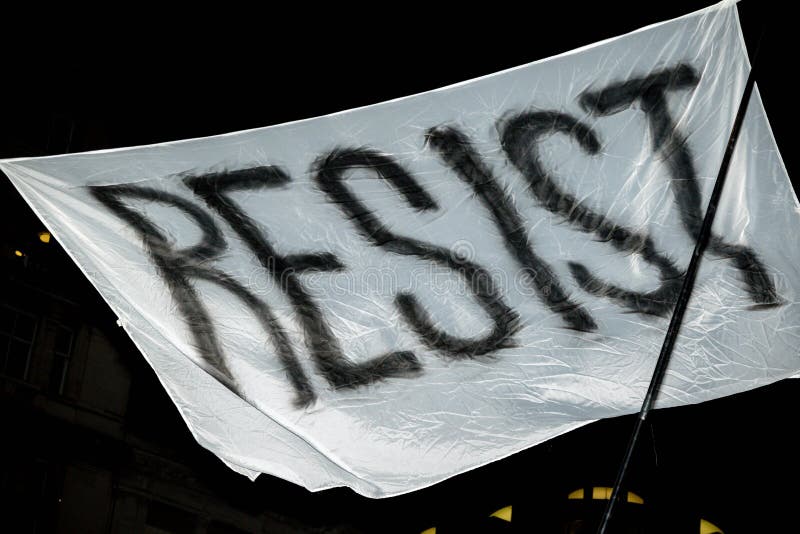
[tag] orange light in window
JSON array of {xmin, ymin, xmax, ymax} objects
[{"xmin": 38, "ymin": 231, "xmax": 51, "ymax": 243}]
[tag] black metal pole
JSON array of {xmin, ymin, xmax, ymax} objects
[{"xmin": 597, "ymin": 39, "xmax": 763, "ymax": 534}]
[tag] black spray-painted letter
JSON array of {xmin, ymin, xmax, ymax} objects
[
  {"xmin": 314, "ymin": 148, "xmax": 519, "ymax": 357},
  {"xmin": 90, "ymin": 184, "xmax": 317, "ymax": 406},
  {"xmin": 580, "ymin": 64, "xmax": 780, "ymax": 307},
  {"xmin": 185, "ymin": 166, "xmax": 422, "ymax": 395},
  {"xmin": 500, "ymin": 111, "xmax": 684, "ymax": 316},
  {"xmin": 427, "ymin": 125, "xmax": 598, "ymax": 331}
]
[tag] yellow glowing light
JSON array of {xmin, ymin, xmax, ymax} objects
[
  {"xmin": 627, "ymin": 492, "xmax": 644, "ymax": 505},
  {"xmin": 14, "ymin": 250, "xmax": 24, "ymax": 257},
  {"xmin": 420, "ymin": 528, "xmax": 436, "ymax": 534},
  {"xmin": 593, "ymin": 487, "xmax": 613, "ymax": 500},
  {"xmin": 490, "ymin": 505, "xmax": 512, "ymax": 522},
  {"xmin": 38, "ymin": 231, "xmax": 51, "ymax": 243},
  {"xmin": 700, "ymin": 518, "xmax": 724, "ymax": 534},
  {"xmin": 567, "ymin": 487, "xmax": 644, "ymax": 504}
]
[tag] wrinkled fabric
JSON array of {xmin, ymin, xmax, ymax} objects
[{"xmin": 2, "ymin": 0, "xmax": 798, "ymax": 498}]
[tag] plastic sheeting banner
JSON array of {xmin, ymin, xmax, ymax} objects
[{"xmin": 1, "ymin": 0, "xmax": 798, "ymax": 497}]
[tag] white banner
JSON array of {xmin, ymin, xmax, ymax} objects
[{"xmin": 2, "ymin": 0, "xmax": 798, "ymax": 497}]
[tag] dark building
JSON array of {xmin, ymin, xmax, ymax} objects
[{"xmin": 1, "ymin": 221, "xmax": 329, "ymax": 532}]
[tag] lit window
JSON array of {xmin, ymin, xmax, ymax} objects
[
  {"xmin": 567, "ymin": 487, "xmax": 644, "ymax": 504},
  {"xmin": 700, "ymin": 518, "xmax": 724, "ymax": 534}
]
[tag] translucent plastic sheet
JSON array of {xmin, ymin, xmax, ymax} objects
[{"xmin": 1, "ymin": 0, "xmax": 797, "ymax": 498}]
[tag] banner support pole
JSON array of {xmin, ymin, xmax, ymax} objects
[{"xmin": 597, "ymin": 23, "xmax": 765, "ymax": 534}]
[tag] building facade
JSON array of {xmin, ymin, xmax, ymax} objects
[{"xmin": 1, "ymin": 231, "xmax": 339, "ymax": 533}]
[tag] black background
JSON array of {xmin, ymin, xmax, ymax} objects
[{"xmin": 1, "ymin": 1, "xmax": 797, "ymax": 532}]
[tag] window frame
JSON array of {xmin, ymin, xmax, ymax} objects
[
  {"xmin": 0, "ymin": 303, "xmax": 39, "ymax": 382},
  {"xmin": 45, "ymin": 318, "xmax": 75, "ymax": 395}
]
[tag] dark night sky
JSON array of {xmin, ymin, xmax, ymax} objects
[{"xmin": 1, "ymin": 2, "xmax": 798, "ymax": 532}]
